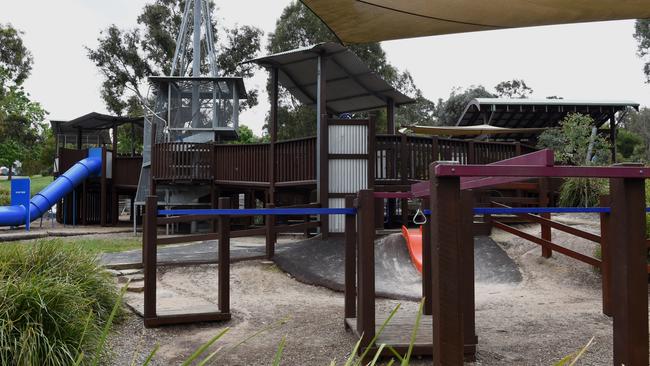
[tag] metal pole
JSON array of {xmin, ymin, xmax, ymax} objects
[{"xmin": 191, "ymin": 0, "xmax": 201, "ymax": 128}]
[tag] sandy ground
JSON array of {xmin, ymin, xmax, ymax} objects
[{"xmin": 107, "ymin": 213, "xmax": 650, "ymax": 365}]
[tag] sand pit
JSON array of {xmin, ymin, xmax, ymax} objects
[{"xmin": 108, "ymin": 214, "xmax": 650, "ymax": 365}]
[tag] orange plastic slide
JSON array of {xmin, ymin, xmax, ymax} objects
[{"xmin": 401, "ymin": 225, "xmax": 423, "ymax": 273}]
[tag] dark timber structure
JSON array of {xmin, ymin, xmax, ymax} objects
[
  {"xmin": 457, "ymin": 98, "xmax": 640, "ymax": 162},
  {"xmin": 51, "ymin": 113, "xmax": 143, "ymax": 226}
]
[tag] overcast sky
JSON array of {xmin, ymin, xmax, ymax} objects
[{"xmin": 2, "ymin": 0, "xmax": 649, "ymax": 134}]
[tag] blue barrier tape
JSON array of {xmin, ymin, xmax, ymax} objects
[
  {"xmin": 158, "ymin": 208, "xmax": 357, "ymax": 216},
  {"xmin": 422, "ymin": 207, "xmax": 614, "ymax": 215},
  {"xmin": 473, "ymin": 207, "xmax": 611, "ymax": 214}
]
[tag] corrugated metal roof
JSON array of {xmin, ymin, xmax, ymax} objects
[
  {"xmin": 471, "ymin": 98, "xmax": 640, "ymax": 108},
  {"xmin": 51, "ymin": 112, "xmax": 144, "ymax": 133},
  {"xmin": 456, "ymin": 98, "xmax": 639, "ymax": 141},
  {"xmin": 246, "ymin": 42, "xmax": 415, "ymax": 114}
]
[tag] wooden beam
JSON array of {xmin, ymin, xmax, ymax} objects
[
  {"xmin": 218, "ymin": 197, "xmax": 230, "ymax": 314},
  {"xmin": 356, "ymin": 190, "xmax": 375, "ymax": 351},
  {"xmin": 387, "ymin": 98, "xmax": 395, "ymax": 134},
  {"xmin": 609, "ymin": 178, "xmax": 648, "ymax": 365},
  {"xmin": 317, "ymin": 54, "xmax": 329, "ymax": 238},
  {"xmin": 429, "ymin": 169, "xmax": 464, "ymax": 365},
  {"xmin": 269, "ymin": 67, "xmax": 278, "ymax": 205}
]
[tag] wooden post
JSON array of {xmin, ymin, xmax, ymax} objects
[
  {"xmin": 100, "ymin": 147, "xmax": 107, "ymax": 226},
  {"xmin": 386, "ymin": 97, "xmax": 395, "ymax": 134},
  {"xmin": 429, "ymin": 164, "xmax": 464, "ymax": 365},
  {"xmin": 112, "ymin": 122, "xmax": 118, "ymax": 226},
  {"xmin": 143, "ymin": 195, "xmax": 157, "ymax": 326},
  {"xmin": 218, "ymin": 197, "xmax": 230, "ymax": 314},
  {"xmin": 356, "ymin": 189, "xmax": 375, "ymax": 351},
  {"xmin": 265, "ymin": 203, "xmax": 276, "ymax": 259},
  {"xmin": 400, "ymin": 133, "xmax": 409, "ymax": 225},
  {"xmin": 269, "ymin": 67, "xmax": 278, "ymax": 205},
  {"xmin": 317, "ymin": 54, "xmax": 329, "ymax": 238},
  {"xmin": 344, "ymin": 195, "xmax": 357, "ymax": 321},
  {"xmin": 467, "ymin": 141, "xmax": 475, "ymax": 164},
  {"xmin": 460, "ymin": 190, "xmax": 477, "ymax": 360},
  {"xmin": 609, "ymin": 177, "xmax": 647, "ymax": 365},
  {"xmin": 421, "ymin": 197, "xmax": 432, "ymax": 315},
  {"xmin": 599, "ymin": 195, "xmax": 612, "ymax": 317},
  {"xmin": 539, "ymin": 178, "xmax": 552, "ymax": 258}
]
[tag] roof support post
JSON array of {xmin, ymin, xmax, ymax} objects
[
  {"xmin": 317, "ymin": 54, "xmax": 329, "ymax": 238},
  {"xmin": 609, "ymin": 111, "xmax": 617, "ymax": 163},
  {"xmin": 387, "ymin": 97, "xmax": 395, "ymax": 134},
  {"xmin": 131, "ymin": 122, "xmax": 136, "ymax": 156},
  {"xmin": 77, "ymin": 127, "xmax": 83, "ymax": 150},
  {"xmin": 269, "ymin": 67, "xmax": 278, "ymax": 205}
]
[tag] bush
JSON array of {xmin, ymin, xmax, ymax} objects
[
  {"xmin": 0, "ymin": 185, "xmax": 8, "ymax": 205},
  {"xmin": 559, "ymin": 178, "xmax": 608, "ymax": 207},
  {"xmin": 0, "ymin": 241, "xmax": 122, "ymax": 365}
]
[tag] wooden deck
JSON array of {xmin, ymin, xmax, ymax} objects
[
  {"xmin": 345, "ymin": 314, "xmax": 476, "ymax": 359},
  {"xmin": 346, "ymin": 314, "xmax": 434, "ymax": 355}
]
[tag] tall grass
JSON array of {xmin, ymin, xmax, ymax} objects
[{"xmin": 0, "ymin": 241, "xmax": 122, "ymax": 365}]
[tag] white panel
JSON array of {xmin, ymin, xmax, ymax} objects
[
  {"xmin": 329, "ymin": 198, "xmax": 345, "ymax": 233},
  {"xmin": 328, "ymin": 125, "xmax": 367, "ymax": 154},
  {"xmin": 329, "ymin": 159, "xmax": 367, "ymax": 193},
  {"xmin": 106, "ymin": 151, "xmax": 113, "ymax": 179}
]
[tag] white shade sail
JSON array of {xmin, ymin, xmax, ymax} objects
[{"xmin": 300, "ymin": 0, "xmax": 650, "ymax": 44}]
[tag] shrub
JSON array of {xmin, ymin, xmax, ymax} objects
[
  {"xmin": 558, "ymin": 178, "xmax": 608, "ymax": 208},
  {"xmin": 0, "ymin": 185, "xmax": 8, "ymax": 205},
  {"xmin": 0, "ymin": 241, "xmax": 122, "ymax": 365}
]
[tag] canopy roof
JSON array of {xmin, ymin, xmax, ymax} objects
[
  {"xmin": 51, "ymin": 112, "xmax": 143, "ymax": 133},
  {"xmin": 247, "ymin": 42, "xmax": 414, "ymax": 114},
  {"xmin": 456, "ymin": 98, "xmax": 639, "ymax": 140},
  {"xmin": 402, "ymin": 124, "xmax": 548, "ymax": 137},
  {"xmin": 300, "ymin": 1, "xmax": 650, "ymax": 44}
]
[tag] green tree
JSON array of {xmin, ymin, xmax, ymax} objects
[
  {"xmin": 634, "ymin": 19, "xmax": 650, "ymax": 83},
  {"xmin": 230, "ymin": 124, "xmax": 266, "ymax": 144},
  {"xmin": 537, "ymin": 113, "xmax": 610, "ymax": 165},
  {"xmin": 494, "ymin": 79, "xmax": 533, "ymax": 98},
  {"xmin": 0, "ymin": 139, "xmax": 24, "ymax": 179},
  {"xmin": 265, "ymin": 1, "xmax": 435, "ymax": 139},
  {"xmin": 0, "ymin": 24, "xmax": 49, "ymax": 177},
  {"xmin": 87, "ymin": 0, "xmax": 263, "ymax": 117},
  {"xmin": 620, "ymin": 107, "xmax": 650, "ymax": 161},
  {"xmin": 537, "ymin": 113, "xmax": 610, "ymax": 207},
  {"xmin": 615, "ymin": 128, "xmax": 645, "ymax": 162},
  {"xmin": 433, "ymin": 85, "xmax": 495, "ymax": 126}
]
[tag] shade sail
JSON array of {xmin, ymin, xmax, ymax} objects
[
  {"xmin": 300, "ymin": 0, "xmax": 650, "ymax": 44},
  {"xmin": 402, "ymin": 124, "xmax": 548, "ymax": 136},
  {"xmin": 247, "ymin": 42, "xmax": 414, "ymax": 113}
]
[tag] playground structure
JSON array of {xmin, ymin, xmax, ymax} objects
[
  {"xmin": 142, "ymin": 147, "xmax": 649, "ymax": 365},
  {"xmin": 0, "ymin": 147, "xmax": 104, "ymax": 229}
]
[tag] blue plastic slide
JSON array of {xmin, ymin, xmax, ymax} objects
[{"xmin": 0, "ymin": 151, "xmax": 101, "ymax": 227}]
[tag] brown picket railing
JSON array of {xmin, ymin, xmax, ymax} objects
[
  {"xmin": 152, "ymin": 135, "xmax": 535, "ymax": 184},
  {"xmin": 152, "ymin": 142, "xmax": 214, "ymax": 181}
]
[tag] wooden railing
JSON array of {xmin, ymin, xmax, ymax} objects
[
  {"xmin": 374, "ymin": 135, "xmax": 530, "ymax": 184},
  {"xmin": 214, "ymin": 143, "xmax": 269, "ymax": 182},
  {"xmin": 275, "ymin": 137, "xmax": 316, "ymax": 183},
  {"xmin": 153, "ymin": 135, "xmax": 535, "ymax": 184},
  {"xmin": 152, "ymin": 143, "xmax": 214, "ymax": 181}
]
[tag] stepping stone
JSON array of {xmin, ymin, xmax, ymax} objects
[{"xmin": 127, "ymin": 283, "xmax": 145, "ymax": 293}]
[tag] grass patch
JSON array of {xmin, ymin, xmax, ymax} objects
[
  {"xmin": 13, "ymin": 237, "xmax": 142, "ymax": 254},
  {"xmin": 0, "ymin": 240, "xmax": 122, "ymax": 365},
  {"xmin": 0, "ymin": 175, "xmax": 53, "ymax": 205}
]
